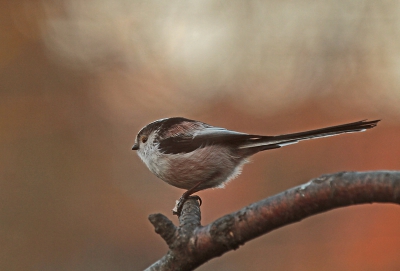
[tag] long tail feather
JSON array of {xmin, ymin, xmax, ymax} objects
[{"xmin": 240, "ymin": 119, "xmax": 380, "ymax": 150}]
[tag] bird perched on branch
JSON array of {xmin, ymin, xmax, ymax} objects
[{"xmin": 132, "ymin": 117, "xmax": 380, "ymax": 215}]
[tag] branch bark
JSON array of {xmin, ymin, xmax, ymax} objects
[{"xmin": 145, "ymin": 171, "xmax": 400, "ymax": 271}]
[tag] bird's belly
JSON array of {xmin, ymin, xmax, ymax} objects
[{"xmin": 155, "ymin": 146, "xmax": 243, "ymax": 190}]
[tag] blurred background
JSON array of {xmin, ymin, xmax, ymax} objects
[{"xmin": 1, "ymin": 1, "xmax": 400, "ymax": 270}]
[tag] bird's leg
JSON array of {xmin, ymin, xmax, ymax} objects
[{"xmin": 172, "ymin": 182, "xmax": 204, "ymax": 216}]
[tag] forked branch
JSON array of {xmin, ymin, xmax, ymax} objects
[{"xmin": 146, "ymin": 171, "xmax": 400, "ymax": 271}]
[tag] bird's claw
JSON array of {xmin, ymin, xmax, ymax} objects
[{"xmin": 172, "ymin": 195, "xmax": 202, "ymax": 216}]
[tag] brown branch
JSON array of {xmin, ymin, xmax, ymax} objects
[{"xmin": 145, "ymin": 171, "xmax": 400, "ymax": 271}]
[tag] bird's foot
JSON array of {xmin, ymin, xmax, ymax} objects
[{"xmin": 172, "ymin": 195, "xmax": 202, "ymax": 216}]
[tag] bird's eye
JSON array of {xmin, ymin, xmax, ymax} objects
[{"xmin": 141, "ymin": 136, "xmax": 148, "ymax": 143}]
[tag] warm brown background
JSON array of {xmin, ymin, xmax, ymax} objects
[{"xmin": 1, "ymin": 1, "xmax": 400, "ymax": 270}]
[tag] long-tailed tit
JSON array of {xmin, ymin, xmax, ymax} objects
[{"xmin": 132, "ymin": 117, "xmax": 380, "ymax": 215}]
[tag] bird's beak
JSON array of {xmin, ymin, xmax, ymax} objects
[{"xmin": 132, "ymin": 143, "xmax": 139, "ymax": 150}]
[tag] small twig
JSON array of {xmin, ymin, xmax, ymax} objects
[{"xmin": 145, "ymin": 171, "xmax": 400, "ymax": 271}]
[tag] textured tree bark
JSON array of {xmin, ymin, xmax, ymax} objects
[{"xmin": 145, "ymin": 171, "xmax": 400, "ymax": 271}]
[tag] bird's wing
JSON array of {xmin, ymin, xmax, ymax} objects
[{"xmin": 158, "ymin": 126, "xmax": 267, "ymax": 154}]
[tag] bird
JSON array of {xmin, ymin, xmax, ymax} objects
[{"xmin": 131, "ymin": 117, "xmax": 380, "ymax": 215}]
